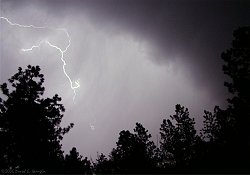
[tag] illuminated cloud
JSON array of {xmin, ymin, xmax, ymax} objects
[{"xmin": 1, "ymin": 0, "xmax": 249, "ymax": 158}]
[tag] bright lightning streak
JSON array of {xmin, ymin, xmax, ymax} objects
[
  {"xmin": 45, "ymin": 40, "xmax": 80, "ymax": 101},
  {"xmin": 0, "ymin": 16, "xmax": 80, "ymax": 101},
  {"xmin": 0, "ymin": 16, "xmax": 46, "ymax": 29},
  {"xmin": 21, "ymin": 40, "xmax": 44, "ymax": 52}
]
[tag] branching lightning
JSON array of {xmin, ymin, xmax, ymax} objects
[{"xmin": 0, "ymin": 16, "xmax": 80, "ymax": 101}]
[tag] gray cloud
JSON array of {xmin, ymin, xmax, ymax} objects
[{"xmin": 1, "ymin": 0, "xmax": 249, "ymax": 158}]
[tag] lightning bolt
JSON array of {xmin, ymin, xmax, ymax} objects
[{"xmin": 0, "ymin": 16, "xmax": 80, "ymax": 102}]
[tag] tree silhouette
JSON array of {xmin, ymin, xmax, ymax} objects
[
  {"xmin": 0, "ymin": 65, "xmax": 73, "ymax": 172},
  {"xmin": 109, "ymin": 122, "xmax": 158, "ymax": 173},
  {"xmin": 221, "ymin": 26, "xmax": 250, "ymax": 167},
  {"xmin": 94, "ymin": 153, "xmax": 113, "ymax": 174},
  {"xmin": 133, "ymin": 123, "xmax": 159, "ymax": 169},
  {"xmin": 198, "ymin": 106, "xmax": 234, "ymax": 172},
  {"xmin": 199, "ymin": 26, "xmax": 250, "ymax": 172},
  {"xmin": 159, "ymin": 104, "xmax": 198, "ymax": 170},
  {"xmin": 63, "ymin": 147, "xmax": 92, "ymax": 174}
]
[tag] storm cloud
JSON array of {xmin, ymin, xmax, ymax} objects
[{"xmin": 1, "ymin": 0, "xmax": 249, "ymax": 158}]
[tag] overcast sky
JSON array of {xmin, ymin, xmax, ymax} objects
[{"xmin": 1, "ymin": 0, "xmax": 249, "ymax": 159}]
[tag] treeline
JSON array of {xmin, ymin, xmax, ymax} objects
[{"xmin": 0, "ymin": 27, "xmax": 249, "ymax": 174}]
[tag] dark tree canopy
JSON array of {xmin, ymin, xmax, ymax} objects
[
  {"xmin": 222, "ymin": 26, "xmax": 250, "ymax": 100},
  {"xmin": 109, "ymin": 122, "xmax": 158, "ymax": 173},
  {"xmin": 63, "ymin": 147, "xmax": 92, "ymax": 174},
  {"xmin": 200, "ymin": 26, "xmax": 250, "ymax": 172},
  {"xmin": 222, "ymin": 26, "xmax": 250, "ymax": 144},
  {"xmin": 159, "ymin": 104, "xmax": 198, "ymax": 169},
  {"xmin": 94, "ymin": 153, "xmax": 113, "ymax": 174},
  {"xmin": 0, "ymin": 65, "xmax": 73, "ymax": 172}
]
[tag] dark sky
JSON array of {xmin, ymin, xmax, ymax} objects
[{"xmin": 1, "ymin": 0, "xmax": 249, "ymax": 159}]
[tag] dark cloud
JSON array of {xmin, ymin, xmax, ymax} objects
[
  {"xmin": 1, "ymin": 0, "xmax": 249, "ymax": 158},
  {"xmin": 21, "ymin": 0, "xmax": 250, "ymax": 99}
]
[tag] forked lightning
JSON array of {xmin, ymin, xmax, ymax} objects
[{"xmin": 0, "ymin": 16, "xmax": 80, "ymax": 101}]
